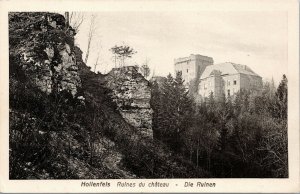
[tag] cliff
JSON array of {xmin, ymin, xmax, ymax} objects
[
  {"xmin": 9, "ymin": 12, "xmax": 134, "ymax": 179},
  {"xmin": 9, "ymin": 12, "xmax": 81, "ymax": 96}
]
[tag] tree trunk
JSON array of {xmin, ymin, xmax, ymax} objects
[
  {"xmin": 84, "ymin": 37, "xmax": 91, "ymax": 64},
  {"xmin": 65, "ymin": 12, "xmax": 69, "ymax": 27},
  {"xmin": 84, "ymin": 15, "xmax": 96, "ymax": 64}
]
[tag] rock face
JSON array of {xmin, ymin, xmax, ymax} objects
[
  {"xmin": 9, "ymin": 12, "xmax": 81, "ymax": 96},
  {"xmin": 104, "ymin": 66, "xmax": 153, "ymax": 137}
]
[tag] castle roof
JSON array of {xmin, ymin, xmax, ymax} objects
[{"xmin": 200, "ymin": 62, "xmax": 260, "ymax": 79}]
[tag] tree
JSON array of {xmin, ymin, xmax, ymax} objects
[
  {"xmin": 93, "ymin": 41, "xmax": 102, "ymax": 73},
  {"xmin": 110, "ymin": 44, "xmax": 137, "ymax": 67},
  {"xmin": 84, "ymin": 14, "xmax": 98, "ymax": 64},
  {"xmin": 64, "ymin": 12, "xmax": 85, "ymax": 34},
  {"xmin": 270, "ymin": 77, "xmax": 276, "ymax": 95},
  {"xmin": 140, "ymin": 59, "xmax": 151, "ymax": 78},
  {"xmin": 150, "ymin": 80, "xmax": 162, "ymax": 140},
  {"xmin": 69, "ymin": 12, "xmax": 85, "ymax": 33},
  {"xmin": 93, "ymin": 51, "xmax": 100, "ymax": 73},
  {"xmin": 153, "ymin": 72, "xmax": 194, "ymax": 152},
  {"xmin": 275, "ymin": 74, "xmax": 288, "ymax": 119},
  {"xmin": 65, "ymin": 12, "xmax": 69, "ymax": 27},
  {"xmin": 257, "ymin": 116, "xmax": 288, "ymax": 177},
  {"xmin": 207, "ymin": 91, "xmax": 215, "ymax": 112}
]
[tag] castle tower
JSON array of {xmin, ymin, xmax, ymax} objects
[{"xmin": 174, "ymin": 54, "xmax": 214, "ymax": 85}]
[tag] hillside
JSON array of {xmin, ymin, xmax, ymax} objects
[{"xmin": 9, "ymin": 12, "xmax": 208, "ymax": 179}]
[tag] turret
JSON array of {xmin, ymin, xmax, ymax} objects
[{"xmin": 174, "ymin": 54, "xmax": 213, "ymax": 84}]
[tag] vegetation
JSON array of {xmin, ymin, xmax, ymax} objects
[
  {"xmin": 84, "ymin": 14, "xmax": 98, "ymax": 64},
  {"xmin": 9, "ymin": 12, "xmax": 208, "ymax": 179},
  {"xmin": 9, "ymin": 12, "xmax": 288, "ymax": 179},
  {"xmin": 110, "ymin": 44, "xmax": 137, "ymax": 67},
  {"xmin": 151, "ymin": 73, "xmax": 288, "ymax": 178},
  {"xmin": 140, "ymin": 58, "xmax": 151, "ymax": 79},
  {"xmin": 9, "ymin": 53, "xmax": 208, "ymax": 178}
]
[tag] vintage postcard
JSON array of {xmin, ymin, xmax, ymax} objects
[{"xmin": 0, "ymin": 0, "xmax": 299, "ymax": 193}]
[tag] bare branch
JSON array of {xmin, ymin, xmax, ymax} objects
[
  {"xmin": 69, "ymin": 12, "xmax": 85, "ymax": 33},
  {"xmin": 84, "ymin": 14, "xmax": 98, "ymax": 64}
]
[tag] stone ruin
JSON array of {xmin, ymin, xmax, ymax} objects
[{"xmin": 104, "ymin": 66, "xmax": 153, "ymax": 138}]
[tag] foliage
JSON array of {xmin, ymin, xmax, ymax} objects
[
  {"xmin": 9, "ymin": 12, "xmax": 208, "ymax": 178},
  {"xmin": 151, "ymin": 72, "xmax": 194, "ymax": 152},
  {"xmin": 151, "ymin": 74, "xmax": 288, "ymax": 178},
  {"xmin": 9, "ymin": 12, "xmax": 288, "ymax": 179},
  {"xmin": 110, "ymin": 44, "xmax": 137, "ymax": 67}
]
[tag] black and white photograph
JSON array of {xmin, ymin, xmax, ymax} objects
[{"xmin": 1, "ymin": 0, "xmax": 299, "ymax": 193}]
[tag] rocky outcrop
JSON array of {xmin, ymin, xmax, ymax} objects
[
  {"xmin": 9, "ymin": 12, "xmax": 81, "ymax": 96},
  {"xmin": 9, "ymin": 12, "xmax": 210, "ymax": 180},
  {"xmin": 104, "ymin": 66, "xmax": 153, "ymax": 137}
]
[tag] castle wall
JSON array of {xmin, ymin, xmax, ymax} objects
[
  {"xmin": 198, "ymin": 75, "xmax": 223, "ymax": 100},
  {"xmin": 199, "ymin": 77, "xmax": 214, "ymax": 98},
  {"xmin": 199, "ymin": 73, "xmax": 262, "ymax": 100},
  {"xmin": 195, "ymin": 55, "xmax": 214, "ymax": 80},
  {"xmin": 174, "ymin": 54, "xmax": 213, "ymax": 85},
  {"xmin": 175, "ymin": 55, "xmax": 262, "ymax": 101},
  {"xmin": 222, "ymin": 74, "xmax": 240, "ymax": 97},
  {"xmin": 174, "ymin": 58, "xmax": 196, "ymax": 84},
  {"xmin": 213, "ymin": 75, "xmax": 223, "ymax": 100},
  {"xmin": 240, "ymin": 74, "xmax": 263, "ymax": 91}
]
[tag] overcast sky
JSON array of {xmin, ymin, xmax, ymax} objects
[{"xmin": 74, "ymin": 11, "xmax": 287, "ymax": 84}]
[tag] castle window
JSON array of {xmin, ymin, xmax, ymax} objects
[
  {"xmin": 227, "ymin": 80, "xmax": 231, "ymax": 86},
  {"xmin": 187, "ymin": 69, "xmax": 188, "ymax": 73},
  {"xmin": 234, "ymin": 80, "xmax": 237, "ymax": 85},
  {"xmin": 227, "ymin": 89, "xmax": 230, "ymax": 96}
]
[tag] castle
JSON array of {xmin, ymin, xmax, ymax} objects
[{"xmin": 174, "ymin": 54, "xmax": 262, "ymax": 100}]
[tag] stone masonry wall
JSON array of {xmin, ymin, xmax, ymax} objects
[{"xmin": 104, "ymin": 66, "xmax": 153, "ymax": 137}]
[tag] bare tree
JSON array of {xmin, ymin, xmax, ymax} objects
[
  {"xmin": 65, "ymin": 12, "xmax": 69, "ymax": 27},
  {"xmin": 84, "ymin": 14, "xmax": 98, "ymax": 64},
  {"xmin": 69, "ymin": 12, "xmax": 85, "ymax": 33},
  {"xmin": 94, "ymin": 51, "xmax": 100, "ymax": 72},
  {"xmin": 92, "ymin": 40, "xmax": 103, "ymax": 73},
  {"xmin": 140, "ymin": 58, "xmax": 151, "ymax": 78}
]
